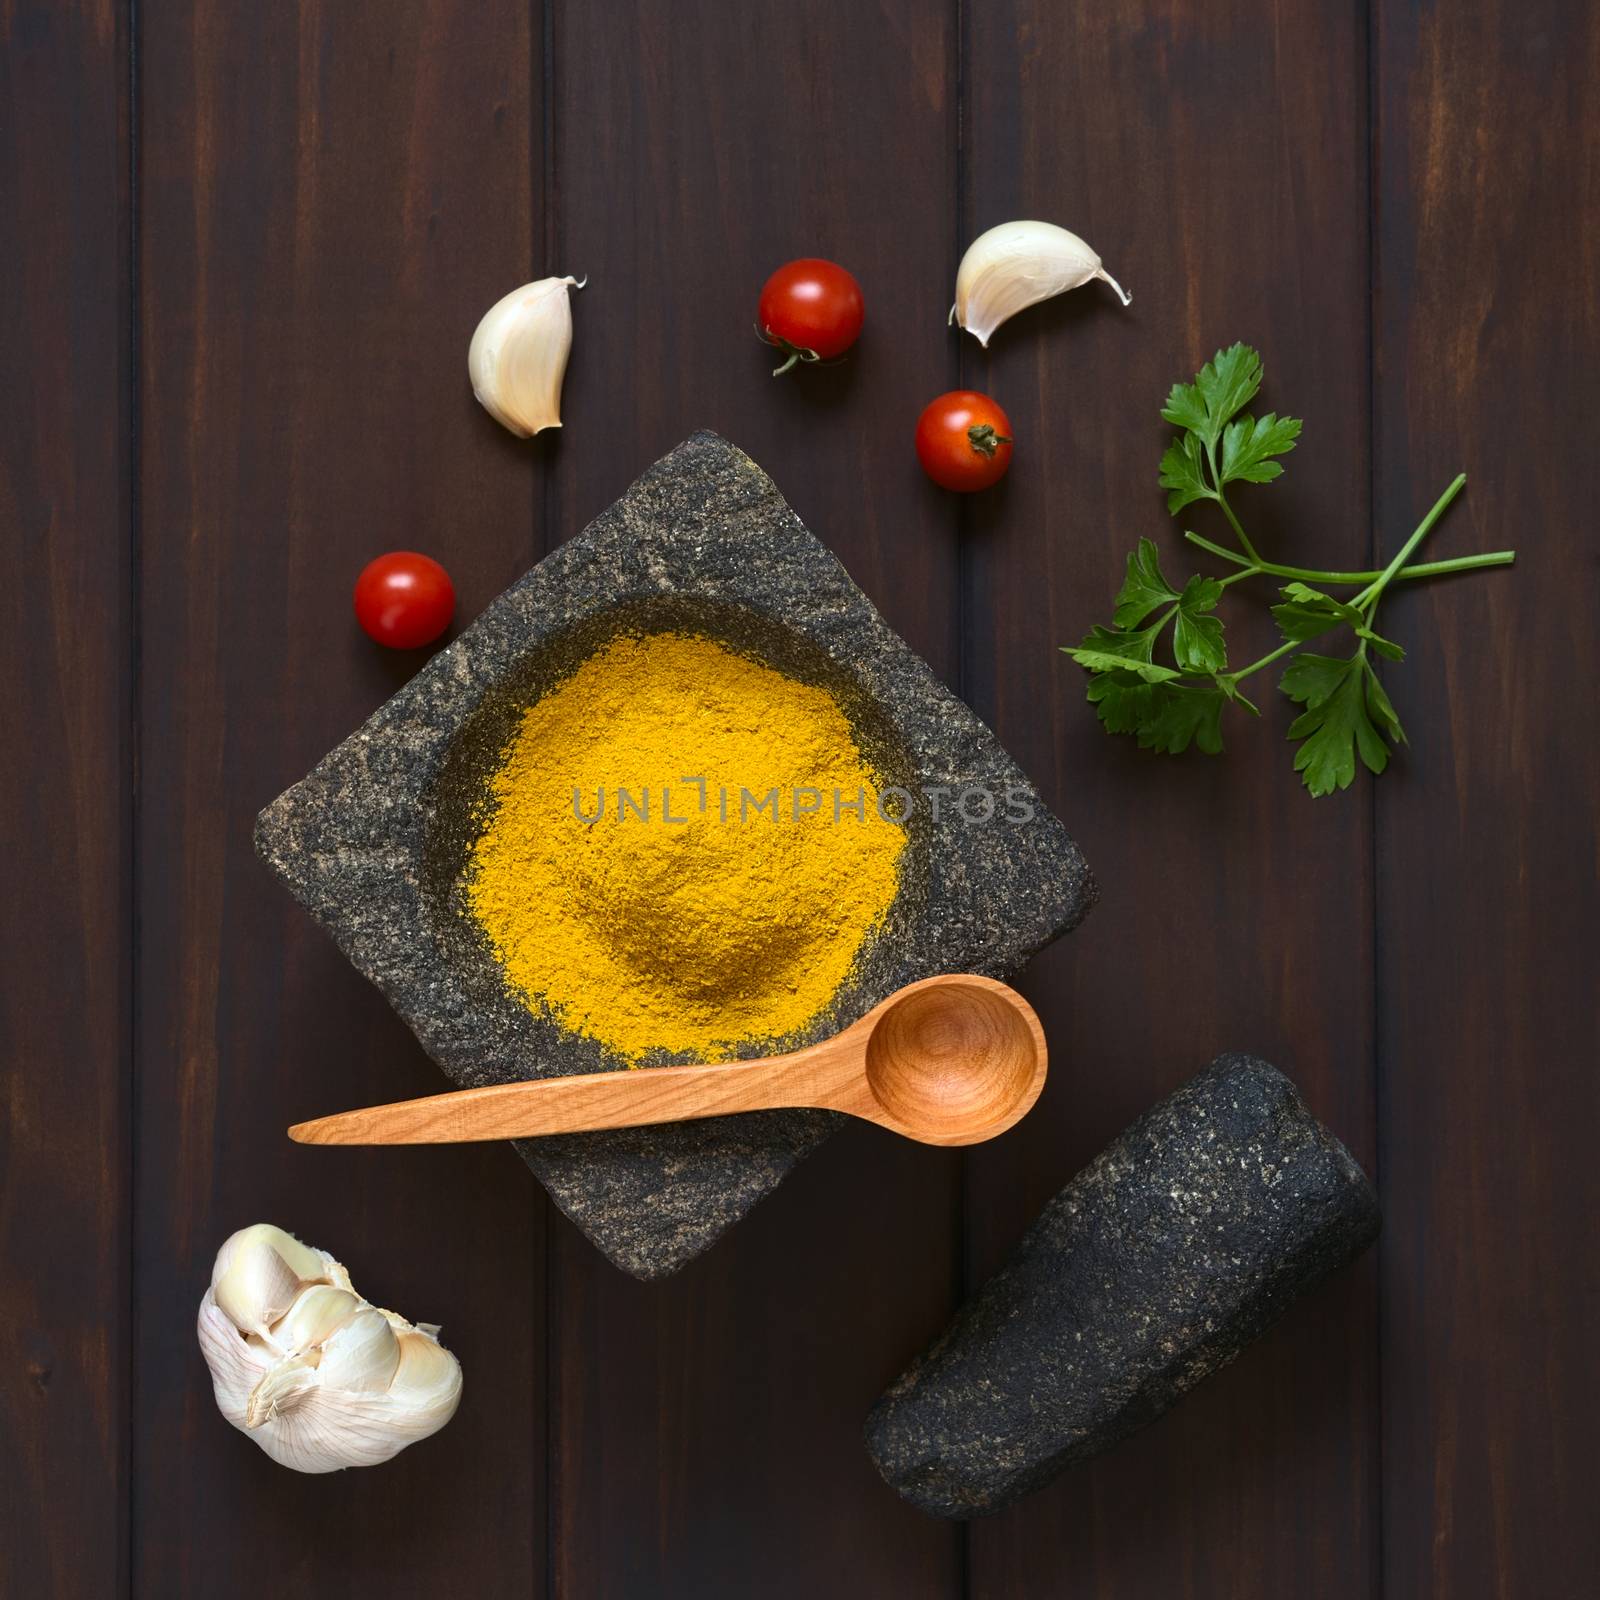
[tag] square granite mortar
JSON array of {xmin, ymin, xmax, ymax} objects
[{"xmin": 257, "ymin": 432, "xmax": 1096, "ymax": 1279}]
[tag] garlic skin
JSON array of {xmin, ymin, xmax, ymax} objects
[
  {"xmin": 468, "ymin": 275, "xmax": 584, "ymax": 436},
  {"xmin": 197, "ymin": 1224, "xmax": 463, "ymax": 1474},
  {"xmin": 950, "ymin": 221, "xmax": 1131, "ymax": 347}
]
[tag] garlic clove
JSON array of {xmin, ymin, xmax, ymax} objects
[
  {"xmin": 272, "ymin": 1284, "xmax": 361, "ymax": 1356},
  {"xmin": 389, "ymin": 1328, "xmax": 460, "ymax": 1397},
  {"xmin": 468, "ymin": 275, "xmax": 585, "ymax": 437},
  {"xmin": 383, "ymin": 1329, "xmax": 465, "ymax": 1438},
  {"xmin": 951, "ymin": 220, "xmax": 1131, "ymax": 347},
  {"xmin": 211, "ymin": 1224, "xmax": 330, "ymax": 1336},
  {"xmin": 315, "ymin": 1304, "xmax": 402, "ymax": 1394}
]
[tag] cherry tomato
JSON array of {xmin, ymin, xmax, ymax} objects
[
  {"xmin": 915, "ymin": 391, "xmax": 1015, "ymax": 492},
  {"xmin": 353, "ymin": 551, "xmax": 456, "ymax": 649},
  {"xmin": 758, "ymin": 258, "xmax": 864, "ymax": 374}
]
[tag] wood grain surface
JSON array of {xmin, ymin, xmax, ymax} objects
[
  {"xmin": 1373, "ymin": 4, "xmax": 1600, "ymax": 1595},
  {"xmin": 2, "ymin": 0, "xmax": 1595, "ymax": 1596},
  {"xmin": 1, "ymin": 1, "xmax": 130, "ymax": 1592}
]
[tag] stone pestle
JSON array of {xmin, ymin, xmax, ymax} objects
[{"xmin": 865, "ymin": 1053, "xmax": 1380, "ymax": 1518}]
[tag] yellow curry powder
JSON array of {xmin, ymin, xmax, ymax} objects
[{"xmin": 465, "ymin": 631, "xmax": 906, "ymax": 1061}]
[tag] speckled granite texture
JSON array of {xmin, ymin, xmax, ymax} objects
[
  {"xmin": 256, "ymin": 431, "xmax": 1095, "ymax": 1279},
  {"xmin": 865, "ymin": 1054, "xmax": 1380, "ymax": 1517}
]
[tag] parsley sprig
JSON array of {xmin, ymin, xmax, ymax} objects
[{"xmin": 1063, "ymin": 344, "xmax": 1515, "ymax": 796}]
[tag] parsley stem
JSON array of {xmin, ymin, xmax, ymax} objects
[
  {"xmin": 1183, "ymin": 529, "xmax": 1513, "ymax": 585},
  {"xmin": 1225, "ymin": 637, "xmax": 1302, "ymax": 685},
  {"xmin": 1350, "ymin": 473, "xmax": 1467, "ymax": 610},
  {"xmin": 1213, "ymin": 486, "xmax": 1263, "ymax": 566},
  {"xmin": 1201, "ymin": 434, "xmax": 1265, "ymax": 566}
]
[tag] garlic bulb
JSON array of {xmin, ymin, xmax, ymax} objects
[
  {"xmin": 468, "ymin": 275, "xmax": 585, "ymax": 436},
  {"xmin": 197, "ymin": 1224, "xmax": 462, "ymax": 1473},
  {"xmin": 950, "ymin": 221, "xmax": 1130, "ymax": 347}
]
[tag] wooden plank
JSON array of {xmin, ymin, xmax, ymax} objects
[
  {"xmin": 133, "ymin": 4, "xmax": 546, "ymax": 1591},
  {"xmin": 961, "ymin": 3, "xmax": 1379, "ymax": 1594},
  {"xmin": 544, "ymin": 2, "xmax": 964, "ymax": 1593},
  {"xmin": 1372, "ymin": 4, "xmax": 1600, "ymax": 1594},
  {"xmin": 0, "ymin": 1, "xmax": 131, "ymax": 1593}
]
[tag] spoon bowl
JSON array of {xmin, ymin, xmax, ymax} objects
[
  {"xmin": 863, "ymin": 978, "xmax": 1046, "ymax": 1143},
  {"xmin": 289, "ymin": 973, "xmax": 1047, "ymax": 1149}
]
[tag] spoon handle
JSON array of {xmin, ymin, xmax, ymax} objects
[{"xmin": 287, "ymin": 1038, "xmax": 864, "ymax": 1145}]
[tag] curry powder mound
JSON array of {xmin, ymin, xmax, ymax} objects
[{"xmin": 466, "ymin": 632, "xmax": 906, "ymax": 1062}]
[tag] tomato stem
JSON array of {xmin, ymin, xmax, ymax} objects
[
  {"xmin": 967, "ymin": 423, "xmax": 1013, "ymax": 457},
  {"xmin": 757, "ymin": 326, "xmax": 822, "ymax": 378}
]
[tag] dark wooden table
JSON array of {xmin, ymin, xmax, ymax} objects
[{"xmin": 5, "ymin": 2, "xmax": 1596, "ymax": 1595}]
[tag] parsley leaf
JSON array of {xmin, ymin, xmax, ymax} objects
[
  {"xmin": 1280, "ymin": 651, "xmax": 1406, "ymax": 796},
  {"xmin": 1065, "ymin": 647, "xmax": 1180, "ymax": 682},
  {"xmin": 1160, "ymin": 343, "xmax": 1262, "ymax": 447},
  {"xmin": 1271, "ymin": 582, "xmax": 1363, "ymax": 644},
  {"xmin": 1077, "ymin": 549, "xmax": 1228, "ymax": 678},
  {"xmin": 1172, "ymin": 575, "xmax": 1227, "ymax": 673},
  {"xmin": 1362, "ymin": 665, "xmax": 1406, "ymax": 741},
  {"xmin": 1272, "ymin": 582, "xmax": 1407, "ymax": 662},
  {"xmin": 1083, "ymin": 671, "xmax": 1156, "ymax": 735},
  {"xmin": 1112, "ymin": 539, "xmax": 1180, "ymax": 627},
  {"xmin": 1141, "ymin": 681, "xmax": 1228, "ymax": 754},
  {"xmin": 1159, "ymin": 346, "xmax": 1298, "ymax": 512},
  {"xmin": 1075, "ymin": 620, "xmax": 1160, "ymax": 663},
  {"xmin": 1085, "ymin": 674, "xmax": 1228, "ymax": 755},
  {"xmin": 1279, "ymin": 651, "xmax": 1355, "ymax": 709},
  {"xmin": 1158, "ymin": 433, "xmax": 1211, "ymax": 514},
  {"xmin": 1357, "ymin": 624, "xmax": 1405, "ymax": 662},
  {"xmin": 1158, "ymin": 381, "xmax": 1210, "ymax": 438},
  {"xmin": 1220, "ymin": 411, "xmax": 1302, "ymax": 486}
]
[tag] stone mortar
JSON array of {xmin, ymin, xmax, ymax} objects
[{"xmin": 256, "ymin": 432, "xmax": 1096, "ymax": 1278}]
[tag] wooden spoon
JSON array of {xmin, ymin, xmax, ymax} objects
[{"xmin": 288, "ymin": 974, "xmax": 1046, "ymax": 1149}]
